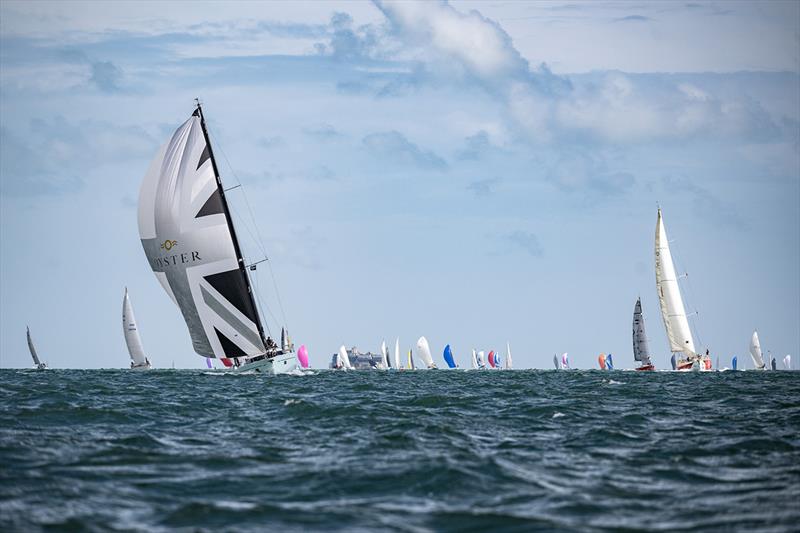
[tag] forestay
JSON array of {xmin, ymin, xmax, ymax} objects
[
  {"xmin": 138, "ymin": 110, "xmax": 266, "ymax": 360},
  {"xmin": 655, "ymin": 209, "xmax": 695, "ymax": 357}
]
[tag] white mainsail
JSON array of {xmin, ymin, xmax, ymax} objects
[
  {"xmin": 655, "ymin": 208, "xmax": 696, "ymax": 358},
  {"xmin": 416, "ymin": 336, "xmax": 436, "ymax": 368},
  {"xmin": 505, "ymin": 342, "xmax": 513, "ymax": 369},
  {"xmin": 632, "ymin": 297, "xmax": 652, "ymax": 367},
  {"xmin": 471, "ymin": 349, "xmax": 478, "ymax": 369},
  {"xmin": 26, "ymin": 327, "xmax": 46, "ymax": 369},
  {"xmin": 783, "ymin": 354, "xmax": 792, "ymax": 370},
  {"xmin": 123, "ymin": 288, "xmax": 150, "ymax": 369},
  {"xmin": 749, "ymin": 330, "xmax": 766, "ymax": 370},
  {"xmin": 394, "ymin": 338, "xmax": 401, "ymax": 369},
  {"xmin": 380, "ymin": 340, "xmax": 389, "ymax": 368},
  {"xmin": 477, "ymin": 350, "xmax": 485, "ymax": 368},
  {"xmin": 339, "ymin": 345, "xmax": 353, "ymax": 369},
  {"xmin": 138, "ymin": 107, "xmax": 270, "ymax": 362},
  {"xmin": 553, "ymin": 353, "xmax": 559, "ymax": 370}
]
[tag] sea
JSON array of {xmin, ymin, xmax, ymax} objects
[{"xmin": 1, "ymin": 369, "xmax": 798, "ymax": 532}]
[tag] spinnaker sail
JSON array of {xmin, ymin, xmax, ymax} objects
[
  {"xmin": 783, "ymin": 355, "xmax": 791, "ymax": 370},
  {"xmin": 477, "ymin": 350, "xmax": 485, "ymax": 369},
  {"xmin": 138, "ymin": 105, "xmax": 293, "ymax": 370},
  {"xmin": 561, "ymin": 352, "xmax": 569, "ymax": 369},
  {"xmin": 443, "ymin": 344, "xmax": 456, "ymax": 368},
  {"xmin": 487, "ymin": 350, "xmax": 496, "ymax": 368},
  {"xmin": 731, "ymin": 355, "xmax": 737, "ymax": 371},
  {"xmin": 749, "ymin": 331, "xmax": 766, "ymax": 370},
  {"xmin": 598, "ymin": 353, "xmax": 606, "ymax": 370},
  {"xmin": 606, "ymin": 353, "xmax": 614, "ymax": 370},
  {"xmin": 123, "ymin": 288, "xmax": 151, "ymax": 369},
  {"xmin": 298, "ymin": 345, "xmax": 309, "ymax": 368}
]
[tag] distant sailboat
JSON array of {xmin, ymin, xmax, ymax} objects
[
  {"xmin": 26, "ymin": 327, "xmax": 47, "ymax": 370},
  {"xmin": 606, "ymin": 353, "xmax": 614, "ymax": 370},
  {"xmin": 407, "ymin": 349, "xmax": 416, "ymax": 370},
  {"xmin": 138, "ymin": 103, "xmax": 296, "ymax": 374},
  {"xmin": 123, "ymin": 288, "xmax": 151, "ymax": 370},
  {"xmin": 598, "ymin": 353, "xmax": 606, "ymax": 370},
  {"xmin": 380, "ymin": 340, "xmax": 389, "ymax": 369},
  {"xmin": 487, "ymin": 350, "xmax": 496, "ymax": 368},
  {"xmin": 416, "ymin": 337, "xmax": 436, "ymax": 369},
  {"xmin": 561, "ymin": 352, "xmax": 569, "ymax": 370},
  {"xmin": 655, "ymin": 208, "xmax": 710, "ymax": 371},
  {"xmin": 749, "ymin": 331, "xmax": 766, "ymax": 370},
  {"xmin": 338, "ymin": 345, "xmax": 353, "ymax": 370},
  {"xmin": 471, "ymin": 349, "xmax": 478, "ymax": 369},
  {"xmin": 731, "ymin": 355, "xmax": 738, "ymax": 371},
  {"xmin": 553, "ymin": 353, "xmax": 559, "ymax": 370},
  {"xmin": 632, "ymin": 297, "xmax": 655, "ymax": 371},
  {"xmin": 783, "ymin": 355, "xmax": 791, "ymax": 370},
  {"xmin": 298, "ymin": 345, "xmax": 309, "ymax": 369},
  {"xmin": 443, "ymin": 344, "xmax": 457, "ymax": 368},
  {"xmin": 770, "ymin": 356, "xmax": 777, "ymax": 371},
  {"xmin": 505, "ymin": 343, "xmax": 513, "ymax": 369},
  {"xmin": 477, "ymin": 350, "xmax": 486, "ymax": 369},
  {"xmin": 394, "ymin": 338, "xmax": 401, "ymax": 369}
]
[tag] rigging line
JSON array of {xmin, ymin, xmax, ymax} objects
[
  {"xmin": 670, "ymin": 236, "xmax": 705, "ymax": 350},
  {"xmin": 208, "ymin": 129, "xmax": 290, "ymax": 329}
]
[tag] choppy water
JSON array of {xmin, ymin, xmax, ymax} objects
[{"xmin": 1, "ymin": 369, "xmax": 798, "ymax": 532}]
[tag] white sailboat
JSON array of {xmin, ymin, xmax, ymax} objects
[
  {"xmin": 477, "ymin": 350, "xmax": 486, "ymax": 369},
  {"xmin": 394, "ymin": 338, "xmax": 401, "ymax": 369},
  {"xmin": 561, "ymin": 352, "xmax": 570, "ymax": 369},
  {"xmin": 416, "ymin": 336, "xmax": 437, "ymax": 369},
  {"xmin": 338, "ymin": 345, "xmax": 353, "ymax": 370},
  {"xmin": 749, "ymin": 331, "xmax": 766, "ymax": 370},
  {"xmin": 123, "ymin": 288, "xmax": 152, "ymax": 370},
  {"xmin": 655, "ymin": 208, "xmax": 710, "ymax": 371},
  {"xmin": 470, "ymin": 348, "xmax": 478, "ymax": 369},
  {"xmin": 505, "ymin": 342, "xmax": 513, "ymax": 369},
  {"xmin": 26, "ymin": 327, "xmax": 47, "ymax": 370},
  {"xmin": 553, "ymin": 353, "xmax": 559, "ymax": 370},
  {"xmin": 138, "ymin": 103, "xmax": 297, "ymax": 374},
  {"xmin": 783, "ymin": 355, "xmax": 792, "ymax": 370},
  {"xmin": 380, "ymin": 340, "xmax": 389, "ymax": 369}
]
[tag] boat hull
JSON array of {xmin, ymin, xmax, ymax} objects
[
  {"xmin": 224, "ymin": 351, "xmax": 298, "ymax": 375},
  {"xmin": 130, "ymin": 363, "xmax": 151, "ymax": 371},
  {"xmin": 635, "ymin": 364, "xmax": 655, "ymax": 371},
  {"xmin": 677, "ymin": 356, "xmax": 712, "ymax": 372}
]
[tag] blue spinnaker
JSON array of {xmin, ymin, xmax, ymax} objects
[
  {"xmin": 671, "ymin": 354, "xmax": 677, "ymax": 370},
  {"xmin": 443, "ymin": 345, "xmax": 456, "ymax": 368},
  {"xmin": 606, "ymin": 353, "xmax": 614, "ymax": 370},
  {"xmin": 732, "ymin": 355, "xmax": 738, "ymax": 371}
]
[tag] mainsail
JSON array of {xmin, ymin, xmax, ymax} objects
[
  {"xmin": 338, "ymin": 345, "xmax": 352, "ymax": 369},
  {"xmin": 443, "ymin": 344, "xmax": 456, "ymax": 368},
  {"xmin": 122, "ymin": 288, "xmax": 149, "ymax": 368},
  {"xmin": 783, "ymin": 355, "xmax": 792, "ymax": 370},
  {"xmin": 505, "ymin": 342, "xmax": 512, "ymax": 369},
  {"xmin": 26, "ymin": 327, "xmax": 42, "ymax": 367},
  {"xmin": 471, "ymin": 349, "xmax": 478, "ymax": 369},
  {"xmin": 553, "ymin": 353, "xmax": 559, "ymax": 370},
  {"xmin": 477, "ymin": 350, "xmax": 485, "ymax": 368},
  {"xmin": 655, "ymin": 209, "xmax": 695, "ymax": 358},
  {"xmin": 138, "ymin": 106, "xmax": 268, "ymax": 361},
  {"xmin": 381, "ymin": 340, "xmax": 389, "ymax": 368},
  {"xmin": 731, "ymin": 355, "xmax": 738, "ymax": 371},
  {"xmin": 416, "ymin": 337, "xmax": 436, "ymax": 368},
  {"xmin": 394, "ymin": 338, "xmax": 401, "ymax": 369},
  {"xmin": 632, "ymin": 297, "xmax": 652, "ymax": 366},
  {"xmin": 749, "ymin": 330, "xmax": 766, "ymax": 370}
]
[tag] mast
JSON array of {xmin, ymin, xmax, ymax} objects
[{"xmin": 193, "ymin": 102, "xmax": 269, "ymax": 350}]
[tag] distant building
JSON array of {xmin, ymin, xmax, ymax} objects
[{"xmin": 329, "ymin": 347, "xmax": 382, "ymax": 369}]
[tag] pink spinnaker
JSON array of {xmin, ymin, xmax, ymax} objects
[{"xmin": 298, "ymin": 345, "xmax": 309, "ymax": 368}]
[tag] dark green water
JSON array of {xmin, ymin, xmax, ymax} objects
[{"xmin": 1, "ymin": 369, "xmax": 798, "ymax": 532}]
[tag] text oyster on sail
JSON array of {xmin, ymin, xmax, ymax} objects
[{"xmin": 152, "ymin": 239, "xmax": 202, "ymax": 270}]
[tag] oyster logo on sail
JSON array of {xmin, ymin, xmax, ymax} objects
[
  {"xmin": 153, "ymin": 248, "xmax": 202, "ymax": 269},
  {"xmin": 161, "ymin": 239, "xmax": 178, "ymax": 251}
]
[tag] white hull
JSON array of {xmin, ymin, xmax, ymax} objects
[{"xmin": 220, "ymin": 351, "xmax": 298, "ymax": 375}]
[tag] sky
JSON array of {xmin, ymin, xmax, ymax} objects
[{"xmin": 1, "ymin": 0, "xmax": 798, "ymax": 370}]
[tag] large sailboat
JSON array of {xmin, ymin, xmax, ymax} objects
[
  {"xmin": 632, "ymin": 297, "xmax": 655, "ymax": 371},
  {"xmin": 416, "ymin": 337, "xmax": 437, "ymax": 369},
  {"xmin": 122, "ymin": 288, "xmax": 152, "ymax": 370},
  {"xmin": 26, "ymin": 327, "xmax": 47, "ymax": 370},
  {"xmin": 138, "ymin": 103, "xmax": 297, "ymax": 374},
  {"xmin": 655, "ymin": 208, "xmax": 710, "ymax": 371}
]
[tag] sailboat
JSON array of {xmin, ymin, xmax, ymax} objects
[
  {"xmin": 783, "ymin": 355, "xmax": 792, "ymax": 370},
  {"xmin": 655, "ymin": 208, "xmax": 710, "ymax": 371},
  {"xmin": 297, "ymin": 345, "xmax": 309, "ymax": 369},
  {"xmin": 606, "ymin": 353, "xmax": 615, "ymax": 370},
  {"xmin": 477, "ymin": 350, "xmax": 486, "ymax": 369},
  {"xmin": 553, "ymin": 353, "xmax": 559, "ymax": 370},
  {"xmin": 122, "ymin": 288, "xmax": 152, "ymax": 370},
  {"xmin": 731, "ymin": 355, "xmax": 738, "ymax": 371},
  {"xmin": 26, "ymin": 327, "xmax": 47, "ymax": 370},
  {"xmin": 470, "ymin": 348, "xmax": 478, "ymax": 369},
  {"xmin": 598, "ymin": 353, "xmax": 606, "ymax": 370},
  {"xmin": 380, "ymin": 340, "xmax": 389, "ymax": 369},
  {"xmin": 632, "ymin": 297, "xmax": 655, "ymax": 371},
  {"xmin": 338, "ymin": 345, "xmax": 353, "ymax": 370},
  {"xmin": 561, "ymin": 352, "xmax": 570, "ymax": 369},
  {"xmin": 443, "ymin": 344, "xmax": 457, "ymax": 368},
  {"xmin": 407, "ymin": 349, "xmax": 416, "ymax": 370},
  {"xmin": 770, "ymin": 355, "xmax": 777, "ymax": 370},
  {"xmin": 505, "ymin": 343, "xmax": 513, "ymax": 369},
  {"xmin": 416, "ymin": 337, "xmax": 436, "ymax": 369},
  {"xmin": 487, "ymin": 350, "xmax": 496, "ymax": 368},
  {"xmin": 138, "ymin": 103, "xmax": 297, "ymax": 374},
  {"xmin": 394, "ymin": 338, "xmax": 401, "ymax": 370},
  {"xmin": 749, "ymin": 331, "xmax": 766, "ymax": 370}
]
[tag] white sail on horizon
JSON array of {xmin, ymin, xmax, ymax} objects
[
  {"xmin": 655, "ymin": 208, "xmax": 696, "ymax": 358},
  {"xmin": 123, "ymin": 288, "xmax": 150, "ymax": 368},
  {"xmin": 505, "ymin": 342, "xmax": 513, "ymax": 369},
  {"xmin": 338, "ymin": 345, "xmax": 353, "ymax": 370},
  {"xmin": 783, "ymin": 354, "xmax": 792, "ymax": 370},
  {"xmin": 380, "ymin": 340, "xmax": 389, "ymax": 369},
  {"xmin": 26, "ymin": 327, "xmax": 45, "ymax": 369},
  {"xmin": 471, "ymin": 349, "xmax": 478, "ymax": 369},
  {"xmin": 749, "ymin": 330, "xmax": 766, "ymax": 370},
  {"xmin": 416, "ymin": 336, "xmax": 436, "ymax": 369},
  {"xmin": 394, "ymin": 338, "xmax": 401, "ymax": 369}
]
